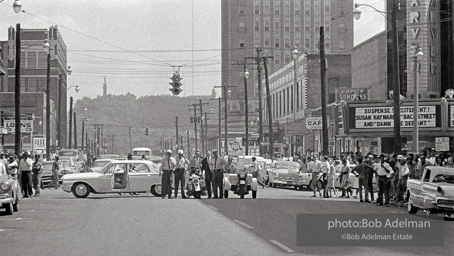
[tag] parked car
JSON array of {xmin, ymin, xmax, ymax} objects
[
  {"xmin": 90, "ymin": 159, "xmax": 113, "ymax": 173},
  {"xmin": 0, "ymin": 160, "xmax": 20, "ymax": 215},
  {"xmin": 268, "ymin": 161, "xmax": 302, "ymax": 189},
  {"xmin": 406, "ymin": 166, "xmax": 454, "ymax": 219},
  {"xmin": 61, "ymin": 160, "xmax": 162, "ymax": 198},
  {"xmin": 98, "ymin": 154, "xmax": 120, "ymax": 159},
  {"xmin": 41, "ymin": 161, "xmax": 72, "ymax": 188}
]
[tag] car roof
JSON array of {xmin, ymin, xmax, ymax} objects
[
  {"xmin": 426, "ymin": 166, "xmax": 454, "ymax": 173},
  {"xmin": 110, "ymin": 160, "xmax": 153, "ymax": 164}
]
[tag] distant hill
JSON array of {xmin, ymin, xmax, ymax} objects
[{"xmin": 73, "ymin": 93, "xmax": 218, "ymax": 156}]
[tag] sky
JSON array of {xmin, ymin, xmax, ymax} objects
[{"xmin": 0, "ymin": 0, "xmax": 385, "ymax": 102}]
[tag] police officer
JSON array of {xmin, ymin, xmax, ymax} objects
[
  {"xmin": 174, "ymin": 150, "xmax": 189, "ymax": 198},
  {"xmin": 210, "ymin": 149, "xmax": 228, "ymax": 199},
  {"xmin": 159, "ymin": 150, "xmax": 175, "ymax": 199}
]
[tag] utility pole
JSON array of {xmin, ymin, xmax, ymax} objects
[
  {"xmin": 111, "ymin": 134, "xmax": 114, "ymax": 154},
  {"xmin": 85, "ymin": 132, "xmax": 88, "ymax": 153},
  {"xmin": 81, "ymin": 120, "xmax": 85, "ymax": 152},
  {"xmin": 57, "ymin": 72, "xmax": 62, "ymax": 149},
  {"xmin": 128, "ymin": 127, "xmax": 132, "ymax": 152},
  {"xmin": 391, "ymin": 2, "xmax": 402, "ymax": 154},
  {"xmin": 15, "ymin": 23, "xmax": 21, "ymax": 157},
  {"xmin": 262, "ymin": 55, "xmax": 274, "ymax": 159},
  {"xmin": 186, "ymin": 130, "xmax": 190, "ymax": 156},
  {"xmin": 175, "ymin": 116, "xmax": 179, "ymax": 150},
  {"xmin": 74, "ymin": 112, "xmax": 77, "ymax": 150},
  {"xmin": 187, "ymin": 104, "xmax": 199, "ymax": 152},
  {"xmin": 256, "ymin": 48, "xmax": 264, "ymax": 157},
  {"xmin": 199, "ymin": 101, "xmax": 204, "ymax": 154},
  {"xmin": 68, "ymin": 97, "xmax": 73, "ymax": 149},
  {"xmin": 320, "ymin": 26, "xmax": 328, "ymax": 156}
]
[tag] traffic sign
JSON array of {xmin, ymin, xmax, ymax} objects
[{"xmin": 33, "ymin": 138, "xmax": 46, "ymax": 150}]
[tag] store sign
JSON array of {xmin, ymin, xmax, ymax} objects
[
  {"xmin": 435, "ymin": 137, "xmax": 449, "ymax": 152},
  {"xmin": 286, "ymin": 121, "xmax": 311, "ymax": 135},
  {"xmin": 33, "ymin": 138, "xmax": 46, "ymax": 150},
  {"xmin": 336, "ymin": 87, "xmax": 368, "ymax": 102},
  {"xmin": 355, "ymin": 106, "xmax": 436, "ymax": 128},
  {"xmin": 4, "ymin": 120, "xmax": 33, "ymax": 133},
  {"xmin": 450, "ymin": 106, "xmax": 454, "ymax": 127},
  {"xmin": 305, "ymin": 117, "xmax": 330, "ymax": 130},
  {"xmin": 1, "ymin": 127, "xmax": 7, "ymax": 134}
]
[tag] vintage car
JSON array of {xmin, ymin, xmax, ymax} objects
[
  {"xmin": 40, "ymin": 160, "xmax": 72, "ymax": 188},
  {"xmin": 268, "ymin": 161, "xmax": 302, "ymax": 189},
  {"xmin": 0, "ymin": 160, "xmax": 20, "ymax": 215},
  {"xmin": 223, "ymin": 158, "xmax": 258, "ymax": 199},
  {"xmin": 61, "ymin": 160, "xmax": 162, "ymax": 198},
  {"xmin": 406, "ymin": 166, "xmax": 454, "ymax": 218}
]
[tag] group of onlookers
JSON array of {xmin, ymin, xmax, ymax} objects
[
  {"xmin": 293, "ymin": 149, "xmax": 452, "ymax": 207},
  {"xmin": 0, "ymin": 152, "xmax": 60, "ymax": 198}
]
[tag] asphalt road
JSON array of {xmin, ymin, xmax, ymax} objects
[{"xmin": 1, "ymin": 186, "xmax": 453, "ymax": 256}]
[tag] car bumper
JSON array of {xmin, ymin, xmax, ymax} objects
[
  {"xmin": 0, "ymin": 194, "xmax": 13, "ymax": 204},
  {"xmin": 61, "ymin": 182, "xmax": 73, "ymax": 193}
]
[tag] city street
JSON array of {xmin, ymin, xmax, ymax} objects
[{"xmin": 1, "ymin": 187, "xmax": 453, "ymax": 256}]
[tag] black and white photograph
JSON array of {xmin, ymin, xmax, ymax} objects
[{"xmin": 0, "ymin": 0, "xmax": 453, "ymax": 255}]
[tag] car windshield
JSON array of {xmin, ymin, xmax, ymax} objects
[
  {"xmin": 92, "ymin": 160, "xmax": 111, "ymax": 168},
  {"xmin": 275, "ymin": 161, "xmax": 299, "ymax": 169},
  {"xmin": 433, "ymin": 174, "xmax": 454, "ymax": 184},
  {"xmin": 41, "ymin": 163, "xmax": 53, "ymax": 174}
]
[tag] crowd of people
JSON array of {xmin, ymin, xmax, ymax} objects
[
  {"xmin": 1, "ymin": 151, "xmax": 60, "ymax": 199},
  {"xmin": 286, "ymin": 148, "xmax": 452, "ymax": 206}
]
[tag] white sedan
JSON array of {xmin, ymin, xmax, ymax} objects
[{"xmin": 61, "ymin": 160, "xmax": 162, "ymax": 198}]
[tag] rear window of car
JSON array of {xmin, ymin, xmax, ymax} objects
[{"xmin": 92, "ymin": 160, "xmax": 111, "ymax": 168}]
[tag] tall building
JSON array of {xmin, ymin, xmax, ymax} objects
[
  {"xmin": 0, "ymin": 25, "xmax": 70, "ymax": 150},
  {"xmin": 221, "ymin": 0, "xmax": 354, "ymax": 153}
]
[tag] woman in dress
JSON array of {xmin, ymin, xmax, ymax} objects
[
  {"xmin": 339, "ymin": 159, "xmax": 351, "ymax": 198},
  {"xmin": 327, "ymin": 158, "xmax": 338, "ymax": 198}
]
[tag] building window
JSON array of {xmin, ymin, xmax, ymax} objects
[
  {"xmin": 20, "ymin": 77, "xmax": 26, "ymax": 92},
  {"xmin": 339, "ymin": 40, "xmax": 345, "ymax": 49},
  {"xmin": 255, "ymin": 22, "xmax": 260, "ymax": 31},
  {"xmin": 305, "ymin": 10, "xmax": 310, "ymax": 15},
  {"xmin": 239, "ymin": 7, "xmax": 245, "ymax": 15},
  {"xmin": 305, "ymin": 39, "xmax": 310, "ymax": 48},
  {"xmin": 295, "ymin": 10, "xmax": 300, "ymax": 15},
  {"xmin": 275, "ymin": 41, "xmax": 280, "ymax": 48},
  {"xmin": 26, "ymin": 52, "xmax": 37, "ymax": 69},
  {"xmin": 265, "ymin": 22, "xmax": 270, "ymax": 31},
  {"xmin": 295, "ymin": 26, "xmax": 300, "ymax": 32},
  {"xmin": 239, "ymin": 40, "xmax": 245, "ymax": 48},
  {"xmin": 275, "ymin": 59, "xmax": 280, "ymax": 65},
  {"xmin": 28, "ymin": 78, "xmax": 37, "ymax": 92},
  {"xmin": 275, "ymin": 9, "xmax": 280, "ymax": 15},
  {"xmin": 325, "ymin": 6, "xmax": 330, "ymax": 13},
  {"xmin": 339, "ymin": 23, "xmax": 346, "ymax": 33},
  {"xmin": 339, "ymin": 6, "xmax": 345, "ymax": 16},
  {"xmin": 285, "ymin": 24, "xmax": 290, "ymax": 31},
  {"xmin": 239, "ymin": 22, "xmax": 245, "ymax": 32},
  {"xmin": 275, "ymin": 22, "xmax": 280, "ymax": 30},
  {"xmin": 255, "ymin": 9, "xmax": 260, "ymax": 15},
  {"xmin": 285, "ymin": 39, "xmax": 290, "ymax": 48},
  {"xmin": 37, "ymin": 52, "xmax": 47, "ymax": 69}
]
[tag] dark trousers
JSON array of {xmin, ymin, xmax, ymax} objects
[
  {"xmin": 21, "ymin": 171, "xmax": 33, "ymax": 197},
  {"xmin": 377, "ymin": 176, "xmax": 390, "ymax": 205},
  {"xmin": 205, "ymin": 175, "xmax": 212, "ymax": 198},
  {"xmin": 174, "ymin": 169, "xmax": 186, "ymax": 198},
  {"xmin": 161, "ymin": 170, "xmax": 172, "ymax": 198},
  {"xmin": 368, "ymin": 177, "xmax": 374, "ymax": 200},
  {"xmin": 358, "ymin": 176, "xmax": 369, "ymax": 201},
  {"xmin": 311, "ymin": 172, "xmax": 319, "ymax": 195},
  {"xmin": 212, "ymin": 170, "xmax": 223, "ymax": 198},
  {"xmin": 32, "ymin": 171, "xmax": 41, "ymax": 195}
]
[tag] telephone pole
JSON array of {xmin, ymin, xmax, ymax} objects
[
  {"xmin": 188, "ymin": 104, "xmax": 198, "ymax": 151},
  {"xmin": 320, "ymin": 26, "xmax": 328, "ymax": 156},
  {"xmin": 175, "ymin": 116, "xmax": 179, "ymax": 150},
  {"xmin": 262, "ymin": 55, "xmax": 274, "ymax": 159},
  {"xmin": 198, "ymin": 100, "xmax": 209, "ymax": 154}
]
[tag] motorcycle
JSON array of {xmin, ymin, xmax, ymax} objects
[
  {"xmin": 223, "ymin": 166, "xmax": 258, "ymax": 199},
  {"xmin": 186, "ymin": 168, "xmax": 206, "ymax": 199}
]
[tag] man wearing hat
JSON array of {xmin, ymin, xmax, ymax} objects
[
  {"xmin": 201, "ymin": 151, "xmax": 212, "ymax": 198},
  {"xmin": 210, "ymin": 149, "xmax": 228, "ymax": 198},
  {"xmin": 174, "ymin": 149, "xmax": 189, "ymax": 198},
  {"xmin": 416, "ymin": 152, "xmax": 432, "ymax": 180},
  {"xmin": 373, "ymin": 154, "xmax": 394, "ymax": 206},
  {"xmin": 159, "ymin": 150, "xmax": 176, "ymax": 199}
]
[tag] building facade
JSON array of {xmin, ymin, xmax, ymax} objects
[
  {"xmin": 0, "ymin": 25, "xmax": 70, "ymax": 150},
  {"xmin": 221, "ymin": 0, "xmax": 354, "ymax": 156}
]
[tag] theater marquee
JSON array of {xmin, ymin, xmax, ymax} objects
[{"xmin": 354, "ymin": 106, "xmax": 438, "ymax": 129}]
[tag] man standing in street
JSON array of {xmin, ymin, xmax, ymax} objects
[
  {"xmin": 32, "ymin": 154, "xmax": 42, "ymax": 197},
  {"xmin": 364, "ymin": 154, "xmax": 376, "ymax": 202},
  {"xmin": 174, "ymin": 150, "xmax": 189, "ymax": 198},
  {"xmin": 210, "ymin": 149, "xmax": 228, "ymax": 199},
  {"xmin": 159, "ymin": 150, "xmax": 175, "ymax": 199},
  {"xmin": 373, "ymin": 154, "xmax": 394, "ymax": 207},
  {"xmin": 351, "ymin": 157, "xmax": 372, "ymax": 203},
  {"xmin": 51, "ymin": 156, "xmax": 60, "ymax": 189},
  {"xmin": 20, "ymin": 152, "xmax": 33, "ymax": 198},
  {"xmin": 309, "ymin": 156, "xmax": 322, "ymax": 197},
  {"xmin": 416, "ymin": 152, "xmax": 432, "ymax": 179},
  {"xmin": 201, "ymin": 151, "xmax": 212, "ymax": 198}
]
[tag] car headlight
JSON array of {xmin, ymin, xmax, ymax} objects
[{"xmin": 0, "ymin": 182, "xmax": 10, "ymax": 191}]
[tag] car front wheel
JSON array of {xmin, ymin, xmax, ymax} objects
[
  {"xmin": 72, "ymin": 183, "xmax": 90, "ymax": 198},
  {"xmin": 150, "ymin": 185, "xmax": 162, "ymax": 197},
  {"xmin": 3, "ymin": 202, "xmax": 13, "ymax": 215},
  {"xmin": 407, "ymin": 194, "xmax": 418, "ymax": 214}
]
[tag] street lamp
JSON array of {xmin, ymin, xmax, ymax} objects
[
  {"xmin": 67, "ymin": 85, "xmax": 79, "ymax": 93},
  {"xmin": 413, "ymin": 46, "xmax": 423, "ymax": 154},
  {"xmin": 244, "ymin": 68, "xmax": 249, "ymax": 155},
  {"xmin": 12, "ymin": 0, "xmax": 21, "ymax": 13},
  {"xmin": 354, "ymin": 2, "xmax": 402, "ymax": 153}
]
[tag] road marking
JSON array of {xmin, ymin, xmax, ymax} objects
[
  {"xmin": 0, "ymin": 218, "xmax": 24, "ymax": 221},
  {"xmin": 207, "ymin": 205, "xmax": 218, "ymax": 211},
  {"xmin": 234, "ymin": 220, "xmax": 253, "ymax": 229},
  {"xmin": 270, "ymin": 240, "xmax": 294, "ymax": 253}
]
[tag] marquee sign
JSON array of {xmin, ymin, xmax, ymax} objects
[
  {"xmin": 354, "ymin": 106, "xmax": 437, "ymax": 129},
  {"xmin": 336, "ymin": 87, "xmax": 368, "ymax": 102}
]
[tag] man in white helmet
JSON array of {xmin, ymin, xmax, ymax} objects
[
  {"xmin": 174, "ymin": 149, "xmax": 189, "ymax": 198},
  {"xmin": 159, "ymin": 150, "xmax": 176, "ymax": 199}
]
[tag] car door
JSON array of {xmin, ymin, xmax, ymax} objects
[
  {"xmin": 286, "ymin": 163, "xmax": 299, "ymax": 185},
  {"xmin": 111, "ymin": 163, "xmax": 129, "ymax": 191},
  {"xmin": 412, "ymin": 169, "xmax": 430, "ymax": 207},
  {"xmin": 97, "ymin": 163, "xmax": 115, "ymax": 192},
  {"xmin": 128, "ymin": 162, "xmax": 160, "ymax": 191}
]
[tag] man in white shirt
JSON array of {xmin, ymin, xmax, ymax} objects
[
  {"xmin": 159, "ymin": 150, "xmax": 176, "ymax": 199},
  {"xmin": 320, "ymin": 156, "xmax": 331, "ymax": 198},
  {"xmin": 20, "ymin": 152, "xmax": 34, "ymax": 198},
  {"xmin": 373, "ymin": 154, "xmax": 394, "ymax": 207},
  {"xmin": 174, "ymin": 150, "xmax": 189, "ymax": 198},
  {"xmin": 210, "ymin": 149, "xmax": 228, "ymax": 199},
  {"xmin": 309, "ymin": 156, "xmax": 322, "ymax": 197}
]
